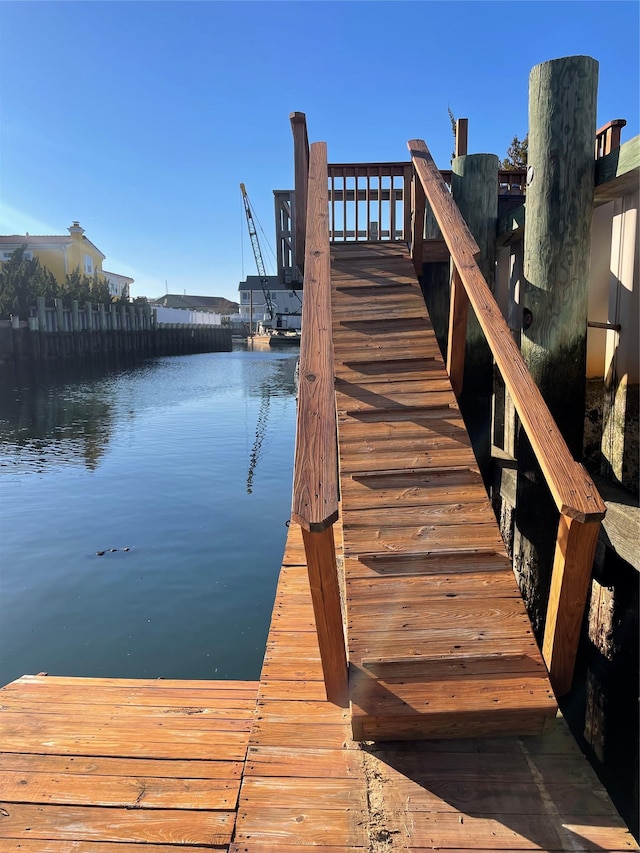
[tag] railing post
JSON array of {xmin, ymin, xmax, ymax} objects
[
  {"xmin": 543, "ymin": 514, "xmax": 601, "ymax": 696},
  {"xmin": 292, "ymin": 140, "xmax": 348, "ymax": 708},
  {"xmin": 301, "ymin": 526, "xmax": 347, "ymax": 705},
  {"xmin": 446, "ymin": 266, "xmax": 469, "ymax": 396},
  {"xmin": 290, "ymin": 112, "xmax": 309, "ymax": 277},
  {"xmin": 410, "ymin": 170, "xmax": 426, "ymax": 277},
  {"xmin": 455, "ymin": 118, "xmax": 468, "ymax": 158}
]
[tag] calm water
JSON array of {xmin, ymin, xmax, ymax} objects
[{"xmin": 0, "ymin": 344, "xmax": 299, "ymax": 687}]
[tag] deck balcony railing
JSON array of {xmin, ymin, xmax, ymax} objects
[{"xmin": 595, "ymin": 118, "xmax": 626, "ymax": 160}]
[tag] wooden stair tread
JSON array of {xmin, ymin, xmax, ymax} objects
[{"xmin": 330, "ymin": 242, "xmax": 557, "ymax": 741}]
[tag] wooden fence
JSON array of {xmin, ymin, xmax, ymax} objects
[{"xmin": 1, "ymin": 297, "xmax": 231, "ymax": 363}]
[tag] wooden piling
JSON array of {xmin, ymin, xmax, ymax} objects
[
  {"xmin": 516, "ymin": 55, "xmax": 600, "ymax": 689},
  {"xmin": 450, "ymin": 152, "xmax": 499, "ymax": 481},
  {"xmin": 523, "ymin": 55, "xmax": 598, "ymax": 456}
]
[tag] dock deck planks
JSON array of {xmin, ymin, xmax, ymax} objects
[
  {"xmin": 0, "ymin": 675, "xmax": 258, "ymax": 850},
  {"xmin": 0, "ymin": 532, "xmax": 635, "ymax": 851},
  {"xmin": 234, "ymin": 520, "xmax": 637, "ymax": 852},
  {"xmin": 330, "ymin": 242, "xmax": 558, "ymax": 740}
]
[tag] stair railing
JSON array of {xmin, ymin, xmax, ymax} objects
[
  {"xmin": 408, "ymin": 138, "xmax": 606, "ymax": 697},
  {"xmin": 290, "ymin": 112, "xmax": 310, "ymax": 275},
  {"xmin": 291, "ymin": 140, "xmax": 348, "ymax": 708}
]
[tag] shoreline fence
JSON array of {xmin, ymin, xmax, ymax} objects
[{"xmin": 0, "ymin": 297, "xmax": 232, "ymax": 363}]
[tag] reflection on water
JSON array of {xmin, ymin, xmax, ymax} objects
[
  {"xmin": 0, "ymin": 361, "xmax": 124, "ymax": 473},
  {"xmin": 0, "ymin": 345, "xmax": 299, "ymax": 686}
]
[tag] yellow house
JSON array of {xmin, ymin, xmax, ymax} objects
[{"xmin": 0, "ymin": 222, "xmax": 133, "ymax": 298}]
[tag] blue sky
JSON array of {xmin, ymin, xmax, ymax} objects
[{"xmin": 1, "ymin": 1, "xmax": 638, "ymax": 302}]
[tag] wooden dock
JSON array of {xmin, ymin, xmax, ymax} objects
[
  {"xmin": 0, "ymin": 525, "xmax": 636, "ymax": 850},
  {"xmin": 234, "ymin": 522, "xmax": 636, "ymax": 851},
  {"xmin": 0, "ymin": 675, "xmax": 258, "ymax": 850}
]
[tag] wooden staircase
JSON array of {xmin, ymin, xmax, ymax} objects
[{"xmin": 331, "ymin": 242, "xmax": 558, "ymax": 740}]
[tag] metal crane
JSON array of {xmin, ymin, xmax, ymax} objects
[{"xmin": 240, "ymin": 183, "xmax": 275, "ymax": 324}]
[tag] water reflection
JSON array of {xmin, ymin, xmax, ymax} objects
[
  {"xmin": 243, "ymin": 352, "xmax": 298, "ymax": 493},
  {"xmin": 0, "ymin": 360, "xmax": 135, "ymax": 473}
]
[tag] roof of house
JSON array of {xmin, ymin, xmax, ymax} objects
[
  {"xmin": 103, "ymin": 270, "xmax": 134, "ymax": 284},
  {"xmin": 0, "ymin": 234, "xmax": 106, "ymax": 259},
  {"xmin": 238, "ymin": 275, "xmax": 301, "ymax": 293},
  {"xmin": 151, "ymin": 294, "xmax": 239, "ymax": 314}
]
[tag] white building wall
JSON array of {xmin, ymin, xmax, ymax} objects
[{"xmin": 153, "ymin": 307, "xmax": 222, "ymax": 326}]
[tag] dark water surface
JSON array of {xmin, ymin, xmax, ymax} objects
[{"xmin": 0, "ymin": 345, "xmax": 298, "ymax": 686}]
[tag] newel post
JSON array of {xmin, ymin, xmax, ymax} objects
[
  {"xmin": 290, "ymin": 112, "xmax": 310, "ymax": 278},
  {"xmin": 292, "ymin": 140, "xmax": 348, "ymax": 708}
]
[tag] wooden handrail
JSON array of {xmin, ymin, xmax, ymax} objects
[
  {"xmin": 409, "ymin": 138, "xmax": 605, "ymax": 696},
  {"xmin": 290, "ymin": 112, "xmax": 310, "ymax": 275},
  {"xmin": 291, "ymin": 140, "xmax": 347, "ymax": 707},
  {"xmin": 291, "ymin": 141, "xmax": 338, "ymax": 533},
  {"xmin": 409, "ymin": 139, "xmax": 604, "ymax": 523}
]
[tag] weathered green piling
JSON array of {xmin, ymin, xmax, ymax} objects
[
  {"xmin": 451, "ymin": 152, "xmax": 499, "ymax": 482},
  {"xmin": 523, "ymin": 55, "xmax": 599, "ymax": 456},
  {"xmin": 515, "ymin": 55, "xmax": 599, "ymax": 634}
]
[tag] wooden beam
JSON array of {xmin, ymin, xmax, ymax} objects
[
  {"xmin": 543, "ymin": 514, "xmax": 601, "ymax": 696},
  {"xmin": 290, "ymin": 112, "xmax": 309, "ymax": 275},
  {"xmin": 523, "ymin": 55, "xmax": 598, "ymax": 458},
  {"xmin": 407, "ymin": 140, "xmax": 480, "ymax": 262},
  {"xmin": 291, "ymin": 141, "xmax": 338, "ymax": 532},
  {"xmin": 455, "ymin": 118, "xmax": 468, "ymax": 158},
  {"xmin": 411, "ymin": 171, "xmax": 426, "ymax": 276},
  {"xmin": 446, "ymin": 267, "xmax": 469, "ymax": 396},
  {"xmin": 301, "ymin": 526, "xmax": 349, "ymax": 707}
]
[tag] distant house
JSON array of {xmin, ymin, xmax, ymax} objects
[
  {"xmin": 102, "ymin": 270, "xmax": 133, "ymax": 300},
  {"xmin": 0, "ymin": 222, "xmax": 133, "ymax": 297},
  {"xmin": 238, "ymin": 275, "xmax": 302, "ymax": 330},
  {"xmin": 152, "ymin": 294, "xmax": 239, "ymax": 315}
]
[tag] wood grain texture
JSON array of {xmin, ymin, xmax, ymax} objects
[
  {"xmin": 0, "ymin": 675, "xmax": 257, "ymax": 848},
  {"xmin": 291, "ymin": 140, "xmax": 338, "ymax": 532},
  {"xmin": 447, "ymin": 266, "xmax": 470, "ymax": 395},
  {"xmin": 543, "ymin": 514, "xmax": 601, "ymax": 696},
  {"xmin": 290, "ymin": 112, "xmax": 309, "ymax": 273},
  {"xmin": 242, "ymin": 517, "xmax": 634, "ymax": 851},
  {"xmin": 523, "ymin": 55, "xmax": 598, "ymax": 459},
  {"xmin": 300, "ymin": 525, "xmax": 348, "ymax": 707}
]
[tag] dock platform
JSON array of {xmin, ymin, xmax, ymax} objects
[
  {"xmin": 0, "ymin": 523, "xmax": 636, "ymax": 850},
  {"xmin": 0, "ymin": 675, "xmax": 258, "ymax": 850},
  {"xmin": 233, "ymin": 522, "xmax": 636, "ymax": 851}
]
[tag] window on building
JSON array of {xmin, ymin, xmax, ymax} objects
[
  {"xmin": 242, "ymin": 292, "xmax": 249, "ymax": 302},
  {"xmin": 84, "ymin": 255, "xmax": 94, "ymax": 275},
  {"xmin": 2, "ymin": 249, "xmax": 32, "ymax": 261}
]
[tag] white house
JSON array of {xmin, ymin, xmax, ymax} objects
[{"xmin": 238, "ymin": 275, "xmax": 302, "ymax": 331}]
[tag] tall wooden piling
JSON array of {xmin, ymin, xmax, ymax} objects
[
  {"xmin": 515, "ymin": 55, "xmax": 599, "ymax": 644},
  {"xmin": 523, "ymin": 55, "xmax": 598, "ymax": 456},
  {"xmin": 450, "ymin": 153, "xmax": 499, "ymax": 482}
]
